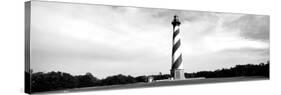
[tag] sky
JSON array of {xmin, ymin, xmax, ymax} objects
[{"xmin": 30, "ymin": 1, "xmax": 270, "ymax": 78}]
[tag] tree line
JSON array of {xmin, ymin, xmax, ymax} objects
[
  {"xmin": 30, "ymin": 72, "xmax": 147, "ymax": 92},
  {"xmin": 185, "ymin": 61, "xmax": 269, "ymax": 78},
  {"xmin": 28, "ymin": 61, "xmax": 269, "ymax": 93}
]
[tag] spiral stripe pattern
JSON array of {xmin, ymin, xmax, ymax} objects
[{"xmin": 172, "ymin": 25, "xmax": 183, "ymax": 70}]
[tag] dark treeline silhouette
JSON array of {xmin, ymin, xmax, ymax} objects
[
  {"xmin": 30, "ymin": 61, "xmax": 269, "ymax": 93},
  {"xmin": 31, "ymin": 72, "xmax": 79, "ymax": 92},
  {"xmin": 31, "ymin": 72, "xmax": 147, "ymax": 92},
  {"xmin": 151, "ymin": 74, "xmax": 171, "ymax": 80},
  {"xmin": 185, "ymin": 61, "xmax": 269, "ymax": 78},
  {"xmin": 101, "ymin": 74, "xmax": 137, "ymax": 85}
]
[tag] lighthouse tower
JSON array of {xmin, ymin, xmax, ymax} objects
[{"xmin": 171, "ymin": 15, "xmax": 185, "ymax": 80}]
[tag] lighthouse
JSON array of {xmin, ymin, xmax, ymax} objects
[{"xmin": 171, "ymin": 15, "xmax": 185, "ymax": 80}]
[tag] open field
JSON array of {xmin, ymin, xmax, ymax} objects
[{"xmin": 37, "ymin": 76, "xmax": 268, "ymax": 94}]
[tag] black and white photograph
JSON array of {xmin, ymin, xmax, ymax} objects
[{"xmin": 24, "ymin": 0, "xmax": 270, "ymax": 94}]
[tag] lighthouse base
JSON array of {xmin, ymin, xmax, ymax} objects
[{"xmin": 171, "ymin": 69, "xmax": 185, "ymax": 80}]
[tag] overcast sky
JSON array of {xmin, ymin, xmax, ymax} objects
[{"xmin": 30, "ymin": 1, "xmax": 269, "ymax": 78}]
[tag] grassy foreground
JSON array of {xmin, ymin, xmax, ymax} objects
[{"xmin": 38, "ymin": 76, "xmax": 268, "ymax": 94}]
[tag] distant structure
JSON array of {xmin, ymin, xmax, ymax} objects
[
  {"xmin": 170, "ymin": 15, "xmax": 185, "ymax": 80},
  {"xmin": 147, "ymin": 76, "xmax": 154, "ymax": 83}
]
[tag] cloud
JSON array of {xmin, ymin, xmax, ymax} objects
[{"xmin": 223, "ymin": 15, "xmax": 270, "ymax": 41}]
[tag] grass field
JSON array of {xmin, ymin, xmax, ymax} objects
[{"xmin": 38, "ymin": 76, "xmax": 268, "ymax": 94}]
